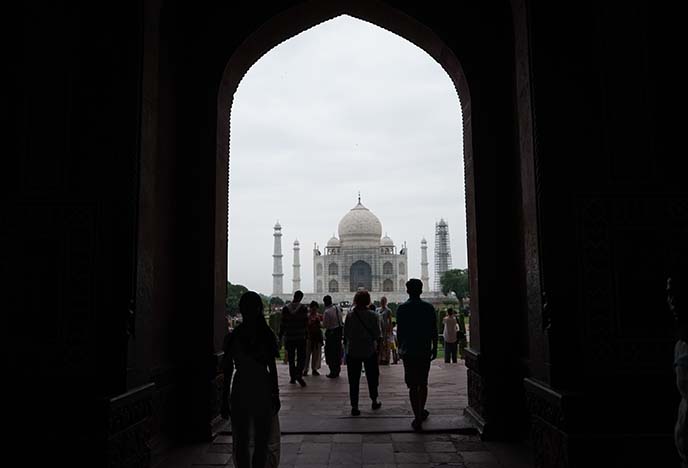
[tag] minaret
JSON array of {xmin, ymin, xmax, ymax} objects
[
  {"xmin": 421, "ymin": 237, "xmax": 430, "ymax": 287},
  {"xmin": 272, "ymin": 221, "xmax": 283, "ymax": 295},
  {"xmin": 292, "ymin": 239, "xmax": 301, "ymax": 293},
  {"xmin": 434, "ymin": 218, "xmax": 452, "ymax": 292}
]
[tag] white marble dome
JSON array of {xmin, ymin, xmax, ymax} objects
[
  {"xmin": 327, "ymin": 235, "xmax": 341, "ymax": 247},
  {"xmin": 338, "ymin": 200, "xmax": 382, "ymax": 245},
  {"xmin": 381, "ymin": 235, "xmax": 394, "ymax": 246}
]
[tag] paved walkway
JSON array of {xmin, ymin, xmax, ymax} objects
[
  {"xmin": 218, "ymin": 360, "xmax": 472, "ymax": 434},
  {"xmin": 156, "ymin": 360, "xmax": 531, "ymax": 468}
]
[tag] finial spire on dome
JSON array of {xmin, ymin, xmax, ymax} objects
[{"xmin": 358, "ymin": 191, "xmax": 361, "ymax": 204}]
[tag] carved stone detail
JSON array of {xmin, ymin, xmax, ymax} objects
[
  {"xmin": 108, "ymin": 383, "xmax": 155, "ymax": 468},
  {"xmin": 524, "ymin": 379, "xmax": 565, "ymax": 429},
  {"xmin": 578, "ymin": 196, "xmax": 688, "ymax": 372},
  {"xmin": 463, "ymin": 347, "xmax": 480, "ymax": 372},
  {"xmin": 524, "ymin": 379, "xmax": 570, "ymax": 468},
  {"xmin": 467, "ymin": 368, "xmax": 486, "ymax": 419},
  {"xmin": 529, "ymin": 416, "xmax": 569, "ymax": 468},
  {"xmin": 464, "ymin": 349, "xmax": 486, "ymax": 420}
]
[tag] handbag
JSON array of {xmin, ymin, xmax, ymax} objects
[{"xmin": 353, "ymin": 309, "xmax": 382, "ymax": 349}]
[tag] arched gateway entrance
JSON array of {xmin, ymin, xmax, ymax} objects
[
  {"xmin": 210, "ymin": 0, "xmax": 539, "ymax": 448},
  {"xmin": 125, "ymin": 0, "xmax": 547, "ymax": 464}
]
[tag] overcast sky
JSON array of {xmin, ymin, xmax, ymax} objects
[{"xmin": 228, "ymin": 15, "xmax": 466, "ymax": 296}]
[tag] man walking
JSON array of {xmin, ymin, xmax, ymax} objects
[
  {"xmin": 279, "ymin": 290, "xmax": 308, "ymax": 387},
  {"xmin": 396, "ymin": 278, "xmax": 437, "ymax": 431},
  {"xmin": 322, "ymin": 295, "xmax": 343, "ymax": 378}
]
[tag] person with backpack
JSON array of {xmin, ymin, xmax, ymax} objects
[
  {"xmin": 322, "ymin": 295, "xmax": 343, "ymax": 378},
  {"xmin": 343, "ymin": 290, "xmax": 382, "ymax": 416}
]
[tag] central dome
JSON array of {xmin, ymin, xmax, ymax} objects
[{"xmin": 338, "ymin": 200, "xmax": 382, "ymax": 245}]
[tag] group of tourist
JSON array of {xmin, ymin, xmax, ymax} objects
[
  {"xmin": 219, "ymin": 278, "xmax": 450, "ymax": 468},
  {"xmin": 274, "ymin": 279, "xmax": 440, "ymax": 427},
  {"xmin": 275, "ymin": 291, "xmax": 344, "ymax": 385}
]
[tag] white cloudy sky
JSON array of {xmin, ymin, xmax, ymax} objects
[{"xmin": 228, "ymin": 15, "xmax": 466, "ymax": 296}]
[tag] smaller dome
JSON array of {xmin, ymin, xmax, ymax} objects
[
  {"xmin": 421, "ymin": 237, "xmax": 427, "ymax": 244},
  {"xmin": 293, "ymin": 239, "xmax": 300, "ymax": 246},
  {"xmin": 274, "ymin": 220, "xmax": 282, "ymax": 229},
  {"xmin": 327, "ymin": 236, "xmax": 341, "ymax": 247},
  {"xmin": 381, "ymin": 235, "xmax": 394, "ymax": 246}
]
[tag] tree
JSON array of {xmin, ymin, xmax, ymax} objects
[
  {"xmin": 269, "ymin": 296, "xmax": 285, "ymax": 307},
  {"xmin": 440, "ymin": 268, "xmax": 470, "ymax": 310},
  {"xmin": 226, "ymin": 281, "xmax": 249, "ymax": 316}
]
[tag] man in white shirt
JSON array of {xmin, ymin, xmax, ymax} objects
[{"xmin": 322, "ymin": 295, "xmax": 343, "ymax": 378}]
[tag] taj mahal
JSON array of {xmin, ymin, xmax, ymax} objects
[{"xmin": 271, "ymin": 196, "xmax": 449, "ymax": 304}]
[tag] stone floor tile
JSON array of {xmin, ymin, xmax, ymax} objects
[
  {"xmin": 460, "ymin": 451, "xmax": 498, "ymax": 463},
  {"xmin": 393, "ymin": 442, "xmax": 427, "ymax": 452},
  {"xmin": 334, "ymin": 433, "xmax": 363, "ymax": 443},
  {"xmin": 332, "ymin": 443, "xmax": 363, "ymax": 453},
  {"xmin": 361, "ymin": 434, "xmax": 393, "ymax": 443},
  {"xmin": 421, "ymin": 433, "xmax": 453, "ymax": 441},
  {"xmin": 280, "ymin": 452, "xmax": 298, "ymax": 464},
  {"xmin": 305, "ymin": 434, "xmax": 335, "ymax": 442},
  {"xmin": 394, "ymin": 451, "xmax": 431, "ymax": 463},
  {"xmin": 300, "ymin": 442, "xmax": 333, "ymax": 453},
  {"xmin": 206, "ymin": 443, "xmax": 231, "ymax": 453},
  {"xmin": 391, "ymin": 432, "xmax": 426, "ymax": 442},
  {"xmin": 296, "ymin": 453, "xmax": 331, "ymax": 464},
  {"xmin": 190, "ymin": 452, "xmax": 231, "ymax": 465},
  {"xmin": 281, "ymin": 442, "xmax": 301, "ymax": 454},
  {"xmin": 454, "ymin": 440, "xmax": 488, "ymax": 451},
  {"xmin": 361, "ymin": 443, "xmax": 395, "ymax": 463},
  {"xmin": 429, "ymin": 451, "xmax": 463, "ymax": 463},
  {"xmin": 425, "ymin": 441, "xmax": 456, "ymax": 452},
  {"xmin": 328, "ymin": 449, "xmax": 363, "ymax": 464},
  {"xmin": 212, "ymin": 435, "xmax": 232, "ymax": 444},
  {"xmin": 450, "ymin": 434, "xmax": 479, "ymax": 441}
]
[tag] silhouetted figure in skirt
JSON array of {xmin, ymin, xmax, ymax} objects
[{"xmin": 221, "ymin": 291, "xmax": 281, "ymax": 468}]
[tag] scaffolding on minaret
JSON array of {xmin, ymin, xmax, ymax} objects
[{"xmin": 433, "ymin": 219, "xmax": 452, "ymax": 292}]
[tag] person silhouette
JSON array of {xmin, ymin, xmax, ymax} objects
[
  {"xmin": 669, "ymin": 273, "xmax": 688, "ymax": 467},
  {"xmin": 344, "ymin": 290, "xmax": 382, "ymax": 416},
  {"xmin": 221, "ymin": 291, "xmax": 281, "ymax": 468},
  {"xmin": 322, "ymin": 295, "xmax": 343, "ymax": 378},
  {"xmin": 396, "ymin": 278, "xmax": 437, "ymax": 431},
  {"xmin": 279, "ymin": 290, "xmax": 308, "ymax": 387}
]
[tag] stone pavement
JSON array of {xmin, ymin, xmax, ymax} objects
[
  {"xmin": 215, "ymin": 360, "xmax": 472, "ymax": 434},
  {"xmin": 155, "ymin": 360, "xmax": 531, "ymax": 468}
]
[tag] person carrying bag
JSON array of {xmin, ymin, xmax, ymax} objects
[{"xmin": 343, "ymin": 290, "xmax": 383, "ymax": 416}]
